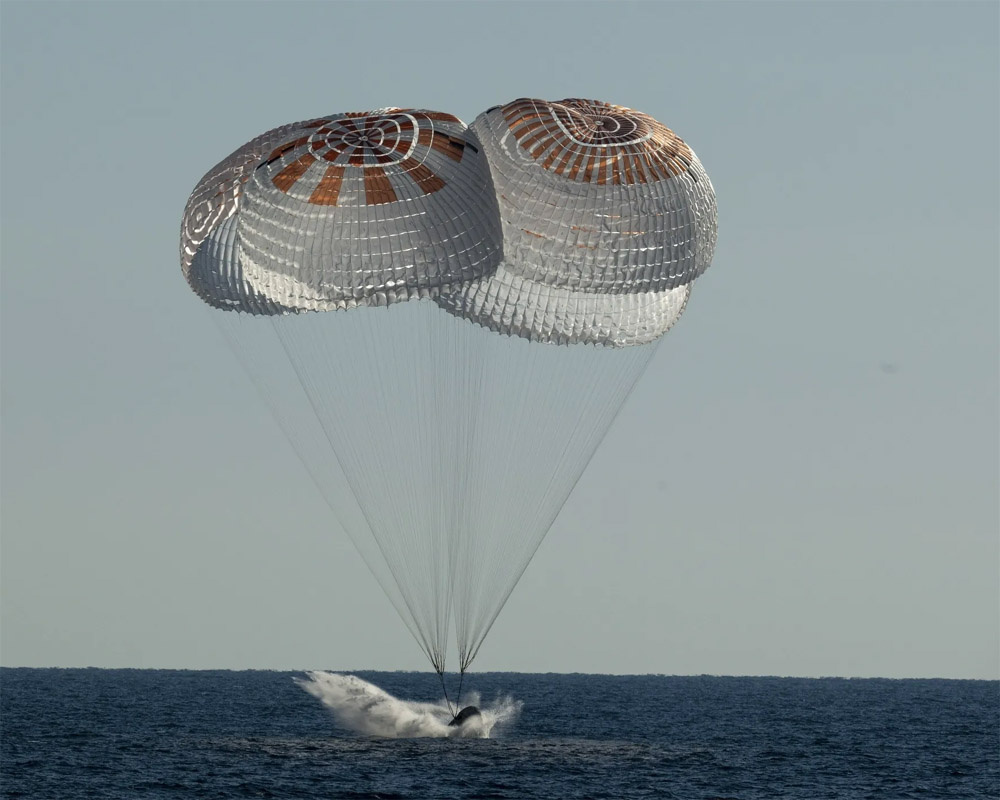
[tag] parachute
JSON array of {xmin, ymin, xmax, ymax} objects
[{"xmin": 180, "ymin": 99, "xmax": 716, "ymax": 700}]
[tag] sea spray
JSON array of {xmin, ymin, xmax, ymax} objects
[{"xmin": 295, "ymin": 672, "xmax": 521, "ymax": 738}]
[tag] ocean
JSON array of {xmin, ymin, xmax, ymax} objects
[{"xmin": 2, "ymin": 669, "xmax": 997, "ymax": 799}]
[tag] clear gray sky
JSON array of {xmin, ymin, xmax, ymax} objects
[{"xmin": 2, "ymin": 1, "xmax": 997, "ymax": 679}]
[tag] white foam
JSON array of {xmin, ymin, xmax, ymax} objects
[{"xmin": 295, "ymin": 671, "xmax": 521, "ymax": 739}]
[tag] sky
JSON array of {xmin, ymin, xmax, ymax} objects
[{"xmin": 1, "ymin": 1, "xmax": 997, "ymax": 680}]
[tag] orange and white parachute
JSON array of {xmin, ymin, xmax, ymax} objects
[{"xmin": 180, "ymin": 99, "xmax": 716, "ymax": 678}]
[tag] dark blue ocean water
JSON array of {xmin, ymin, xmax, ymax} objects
[{"xmin": 2, "ymin": 669, "xmax": 997, "ymax": 799}]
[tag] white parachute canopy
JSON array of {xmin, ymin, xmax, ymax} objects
[{"xmin": 180, "ymin": 100, "xmax": 717, "ymax": 675}]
